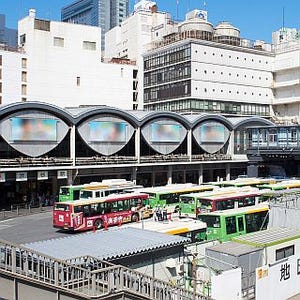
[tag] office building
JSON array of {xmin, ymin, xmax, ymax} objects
[
  {"xmin": 61, "ymin": 0, "xmax": 129, "ymax": 49},
  {"xmin": 0, "ymin": 14, "xmax": 18, "ymax": 47},
  {"xmin": 16, "ymin": 9, "xmax": 136, "ymax": 109}
]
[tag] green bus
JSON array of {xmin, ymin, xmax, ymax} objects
[
  {"xmin": 259, "ymin": 179, "xmax": 300, "ymax": 191},
  {"xmin": 179, "ymin": 186, "xmax": 262, "ymax": 218},
  {"xmin": 197, "ymin": 203, "xmax": 269, "ymax": 242},
  {"xmin": 138, "ymin": 183, "xmax": 215, "ymax": 212},
  {"xmin": 59, "ymin": 184, "xmax": 86, "ymax": 202},
  {"xmin": 209, "ymin": 177, "xmax": 277, "ymax": 188}
]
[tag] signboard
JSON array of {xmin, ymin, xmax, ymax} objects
[
  {"xmin": 0, "ymin": 172, "xmax": 5, "ymax": 182},
  {"xmin": 16, "ymin": 172, "xmax": 27, "ymax": 181},
  {"xmin": 57, "ymin": 170, "xmax": 68, "ymax": 179},
  {"xmin": 256, "ymin": 255, "xmax": 300, "ymax": 300},
  {"xmin": 37, "ymin": 171, "xmax": 48, "ymax": 180}
]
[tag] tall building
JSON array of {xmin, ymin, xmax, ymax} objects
[
  {"xmin": 2, "ymin": 9, "xmax": 137, "ymax": 109},
  {"xmin": 0, "ymin": 14, "xmax": 18, "ymax": 47},
  {"xmin": 61, "ymin": 0, "xmax": 129, "ymax": 50},
  {"xmin": 143, "ymin": 10, "xmax": 274, "ymax": 116}
]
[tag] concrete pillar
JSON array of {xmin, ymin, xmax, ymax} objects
[
  {"xmin": 187, "ymin": 129, "xmax": 192, "ymax": 162},
  {"xmin": 198, "ymin": 164, "xmax": 203, "ymax": 185},
  {"xmin": 67, "ymin": 169, "xmax": 73, "ymax": 185},
  {"xmin": 228, "ymin": 131, "xmax": 234, "ymax": 156},
  {"xmin": 226, "ymin": 164, "xmax": 231, "ymax": 181},
  {"xmin": 135, "ymin": 127, "xmax": 141, "ymax": 164},
  {"xmin": 167, "ymin": 165, "xmax": 172, "ymax": 185},
  {"xmin": 151, "ymin": 171, "xmax": 155, "ymax": 187},
  {"xmin": 132, "ymin": 167, "xmax": 137, "ymax": 184},
  {"xmin": 183, "ymin": 170, "xmax": 186, "ymax": 183},
  {"xmin": 70, "ymin": 125, "xmax": 76, "ymax": 166}
]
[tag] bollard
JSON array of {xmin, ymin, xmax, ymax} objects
[
  {"xmin": 28, "ymin": 205, "xmax": 31, "ymax": 214},
  {"xmin": 16, "ymin": 205, "xmax": 19, "ymax": 216},
  {"xmin": 2, "ymin": 209, "xmax": 5, "ymax": 219}
]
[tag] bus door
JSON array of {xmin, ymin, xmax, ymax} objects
[{"xmin": 237, "ymin": 216, "xmax": 245, "ymax": 235}]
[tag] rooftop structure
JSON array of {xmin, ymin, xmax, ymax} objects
[{"xmin": 0, "ymin": 14, "xmax": 18, "ymax": 48}]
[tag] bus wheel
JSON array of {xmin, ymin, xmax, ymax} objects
[
  {"xmin": 94, "ymin": 219, "xmax": 103, "ymax": 230},
  {"xmin": 131, "ymin": 213, "xmax": 139, "ymax": 223}
]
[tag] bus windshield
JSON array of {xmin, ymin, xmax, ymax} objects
[
  {"xmin": 180, "ymin": 196, "xmax": 194, "ymax": 204},
  {"xmin": 198, "ymin": 199, "xmax": 213, "ymax": 210},
  {"xmin": 54, "ymin": 203, "xmax": 70, "ymax": 212},
  {"xmin": 198, "ymin": 215, "xmax": 220, "ymax": 228},
  {"xmin": 59, "ymin": 187, "xmax": 70, "ymax": 196},
  {"xmin": 80, "ymin": 190, "xmax": 93, "ymax": 199}
]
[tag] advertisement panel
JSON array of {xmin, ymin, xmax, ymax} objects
[
  {"xmin": 89, "ymin": 121, "xmax": 126, "ymax": 142},
  {"xmin": 16, "ymin": 172, "xmax": 27, "ymax": 181},
  {"xmin": 11, "ymin": 118, "xmax": 57, "ymax": 142},
  {"xmin": 200, "ymin": 123, "xmax": 225, "ymax": 143},
  {"xmin": 151, "ymin": 124, "xmax": 181, "ymax": 143},
  {"xmin": 37, "ymin": 171, "xmax": 48, "ymax": 180}
]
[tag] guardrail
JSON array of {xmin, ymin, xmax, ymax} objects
[{"xmin": 0, "ymin": 239, "xmax": 210, "ymax": 299}]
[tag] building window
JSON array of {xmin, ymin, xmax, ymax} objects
[
  {"xmin": 0, "ymin": 82, "xmax": 2, "ymax": 93},
  {"xmin": 121, "ymin": 67, "xmax": 124, "ymax": 77},
  {"xmin": 53, "ymin": 37, "xmax": 64, "ymax": 47},
  {"xmin": 21, "ymin": 84, "xmax": 27, "ymax": 95},
  {"xmin": 76, "ymin": 76, "xmax": 80, "ymax": 86},
  {"xmin": 22, "ymin": 58, "xmax": 27, "ymax": 68},
  {"xmin": 22, "ymin": 71, "xmax": 27, "ymax": 82},
  {"xmin": 0, "ymin": 55, "xmax": 2, "ymax": 65},
  {"xmin": 83, "ymin": 41, "xmax": 96, "ymax": 50},
  {"xmin": 276, "ymin": 245, "xmax": 294, "ymax": 261},
  {"xmin": 0, "ymin": 69, "xmax": 2, "ymax": 80},
  {"xmin": 20, "ymin": 34, "xmax": 26, "ymax": 45},
  {"xmin": 0, "ymin": 96, "xmax": 2, "ymax": 104}
]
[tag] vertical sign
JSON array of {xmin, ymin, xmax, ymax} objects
[
  {"xmin": 0, "ymin": 172, "xmax": 5, "ymax": 182},
  {"xmin": 16, "ymin": 172, "xmax": 27, "ymax": 181},
  {"xmin": 37, "ymin": 171, "xmax": 48, "ymax": 180},
  {"xmin": 57, "ymin": 170, "xmax": 68, "ymax": 179}
]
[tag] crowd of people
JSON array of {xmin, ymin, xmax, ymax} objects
[{"xmin": 153, "ymin": 205, "xmax": 169, "ymax": 222}]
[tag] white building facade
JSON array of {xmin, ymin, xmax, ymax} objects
[
  {"xmin": 0, "ymin": 48, "xmax": 25, "ymax": 104},
  {"xmin": 14, "ymin": 10, "xmax": 137, "ymax": 109}
]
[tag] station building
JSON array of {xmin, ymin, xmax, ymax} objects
[{"xmin": 0, "ymin": 101, "xmax": 273, "ymax": 208}]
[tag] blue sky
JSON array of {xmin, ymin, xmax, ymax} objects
[{"xmin": 1, "ymin": 0, "xmax": 299, "ymax": 42}]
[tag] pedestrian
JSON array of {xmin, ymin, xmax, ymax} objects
[
  {"xmin": 162, "ymin": 205, "xmax": 168, "ymax": 221},
  {"xmin": 156, "ymin": 205, "xmax": 162, "ymax": 221},
  {"xmin": 153, "ymin": 206, "xmax": 158, "ymax": 221}
]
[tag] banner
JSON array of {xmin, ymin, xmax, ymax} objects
[
  {"xmin": 57, "ymin": 170, "xmax": 68, "ymax": 179},
  {"xmin": 16, "ymin": 172, "xmax": 27, "ymax": 181},
  {"xmin": 37, "ymin": 171, "xmax": 48, "ymax": 180}
]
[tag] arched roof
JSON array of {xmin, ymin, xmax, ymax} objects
[
  {"xmin": 139, "ymin": 111, "xmax": 191, "ymax": 128},
  {"xmin": 228, "ymin": 117, "xmax": 274, "ymax": 129},
  {"xmin": 189, "ymin": 114, "xmax": 234, "ymax": 130},
  {"xmin": 74, "ymin": 106, "xmax": 140, "ymax": 127},
  {"xmin": 0, "ymin": 101, "xmax": 74, "ymax": 125}
]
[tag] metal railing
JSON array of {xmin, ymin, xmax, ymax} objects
[{"xmin": 0, "ymin": 239, "xmax": 210, "ymax": 299}]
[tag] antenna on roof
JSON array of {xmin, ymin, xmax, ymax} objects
[
  {"xmin": 282, "ymin": 6, "xmax": 285, "ymax": 30},
  {"xmin": 176, "ymin": 0, "xmax": 179, "ymax": 20}
]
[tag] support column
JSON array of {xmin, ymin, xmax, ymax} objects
[
  {"xmin": 183, "ymin": 170, "xmax": 186, "ymax": 183},
  {"xmin": 228, "ymin": 131, "xmax": 234, "ymax": 157},
  {"xmin": 132, "ymin": 167, "xmax": 137, "ymax": 184},
  {"xmin": 187, "ymin": 129, "xmax": 192, "ymax": 162},
  {"xmin": 67, "ymin": 170, "xmax": 73, "ymax": 185},
  {"xmin": 70, "ymin": 125, "xmax": 76, "ymax": 166},
  {"xmin": 151, "ymin": 171, "xmax": 155, "ymax": 187},
  {"xmin": 198, "ymin": 164, "xmax": 203, "ymax": 185},
  {"xmin": 135, "ymin": 127, "xmax": 141, "ymax": 164},
  {"xmin": 226, "ymin": 164, "xmax": 231, "ymax": 181},
  {"xmin": 167, "ymin": 165, "xmax": 172, "ymax": 185}
]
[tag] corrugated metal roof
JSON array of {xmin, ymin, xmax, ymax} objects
[
  {"xmin": 206, "ymin": 241, "xmax": 262, "ymax": 257},
  {"xmin": 232, "ymin": 227, "xmax": 300, "ymax": 247},
  {"xmin": 23, "ymin": 227, "xmax": 189, "ymax": 261}
]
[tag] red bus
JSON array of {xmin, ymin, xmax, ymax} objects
[{"xmin": 53, "ymin": 193, "xmax": 151, "ymax": 232}]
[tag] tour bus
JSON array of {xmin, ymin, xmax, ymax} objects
[
  {"xmin": 138, "ymin": 184, "xmax": 216, "ymax": 212},
  {"xmin": 79, "ymin": 179, "xmax": 142, "ymax": 200},
  {"xmin": 198, "ymin": 203, "xmax": 269, "ymax": 242},
  {"xmin": 53, "ymin": 192, "xmax": 151, "ymax": 232},
  {"xmin": 258, "ymin": 179, "xmax": 300, "ymax": 191},
  {"xmin": 179, "ymin": 186, "xmax": 263, "ymax": 218},
  {"xmin": 210, "ymin": 177, "xmax": 277, "ymax": 188}
]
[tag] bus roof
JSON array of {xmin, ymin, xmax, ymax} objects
[
  {"xmin": 179, "ymin": 186, "xmax": 258, "ymax": 199},
  {"xmin": 261, "ymin": 187, "xmax": 300, "ymax": 197},
  {"xmin": 139, "ymin": 184, "xmax": 214, "ymax": 195},
  {"xmin": 259, "ymin": 179, "xmax": 300, "ymax": 190},
  {"xmin": 56, "ymin": 192, "xmax": 149, "ymax": 206},
  {"xmin": 125, "ymin": 218, "xmax": 207, "ymax": 235},
  {"xmin": 198, "ymin": 202, "xmax": 269, "ymax": 217},
  {"xmin": 210, "ymin": 177, "xmax": 277, "ymax": 187}
]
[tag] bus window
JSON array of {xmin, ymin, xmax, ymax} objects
[
  {"xmin": 237, "ymin": 216, "xmax": 244, "ymax": 231},
  {"xmin": 238, "ymin": 197, "xmax": 255, "ymax": 207},
  {"xmin": 198, "ymin": 215, "xmax": 220, "ymax": 228},
  {"xmin": 245, "ymin": 211, "xmax": 268, "ymax": 233},
  {"xmin": 60, "ymin": 188, "xmax": 70, "ymax": 196},
  {"xmin": 74, "ymin": 206, "xmax": 83, "ymax": 213},
  {"xmin": 225, "ymin": 216, "xmax": 237, "ymax": 235},
  {"xmin": 216, "ymin": 200, "xmax": 234, "ymax": 210},
  {"xmin": 180, "ymin": 196, "xmax": 194, "ymax": 204},
  {"xmin": 83, "ymin": 205, "xmax": 90, "ymax": 217},
  {"xmin": 80, "ymin": 191, "xmax": 93, "ymax": 199},
  {"xmin": 198, "ymin": 200, "xmax": 212, "ymax": 211},
  {"xmin": 96, "ymin": 191, "xmax": 101, "ymax": 198},
  {"xmin": 73, "ymin": 190, "xmax": 80, "ymax": 200}
]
